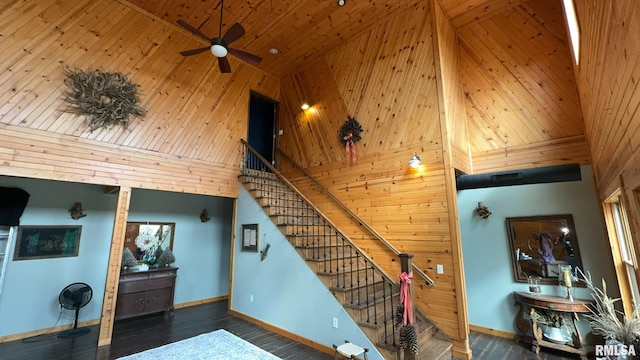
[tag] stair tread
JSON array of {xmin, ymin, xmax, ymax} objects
[{"xmin": 377, "ymin": 336, "xmax": 451, "ymax": 360}]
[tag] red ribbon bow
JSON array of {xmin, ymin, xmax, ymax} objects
[
  {"xmin": 343, "ymin": 133, "xmax": 357, "ymax": 165},
  {"xmin": 398, "ymin": 271, "xmax": 413, "ymax": 325}
]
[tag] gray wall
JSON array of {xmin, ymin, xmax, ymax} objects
[
  {"xmin": 232, "ymin": 185, "xmax": 383, "ymax": 359},
  {"xmin": 0, "ymin": 177, "xmax": 232, "ymax": 338},
  {"xmin": 457, "ymin": 165, "xmax": 617, "ymax": 334}
]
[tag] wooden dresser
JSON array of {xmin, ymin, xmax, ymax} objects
[{"xmin": 115, "ymin": 266, "xmax": 178, "ymax": 320}]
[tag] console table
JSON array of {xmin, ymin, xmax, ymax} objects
[
  {"xmin": 513, "ymin": 291, "xmax": 594, "ymax": 360},
  {"xmin": 115, "ymin": 266, "xmax": 178, "ymax": 320}
]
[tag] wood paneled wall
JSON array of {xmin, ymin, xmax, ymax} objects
[
  {"xmin": 572, "ymin": 0, "xmax": 640, "ymax": 198},
  {"xmin": 434, "ymin": 0, "xmax": 472, "ymax": 174},
  {"xmin": 0, "ymin": 0, "xmax": 279, "ymax": 197},
  {"xmin": 571, "ymin": 0, "xmax": 640, "ymax": 290},
  {"xmin": 457, "ymin": 0, "xmax": 587, "ymax": 168},
  {"xmin": 277, "ymin": 2, "xmax": 471, "ymax": 357}
]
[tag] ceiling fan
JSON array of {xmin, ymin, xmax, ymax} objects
[{"xmin": 177, "ymin": 0, "xmax": 262, "ymax": 73}]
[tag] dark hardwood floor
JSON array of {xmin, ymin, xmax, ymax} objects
[
  {"xmin": 469, "ymin": 331, "xmax": 578, "ymax": 360},
  {"xmin": 0, "ymin": 300, "xmax": 332, "ymax": 360},
  {"xmin": 0, "ymin": 300, "xmax": 577, "ymax": 360}
]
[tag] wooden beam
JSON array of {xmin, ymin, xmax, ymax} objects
[
  {"xmin": 98, "ymin": 186, "xmax": 131, "ymax": 347},
  {"xmin": 104, "ymin": 186, "xmax": 119, "ymax": 194}
]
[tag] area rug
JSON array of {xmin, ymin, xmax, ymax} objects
[{"xmin": 117, "ymin": 329, "xmax": 282, "ymax": 360}]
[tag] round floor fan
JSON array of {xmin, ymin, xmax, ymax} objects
[{"xmin": 57, "ymin": 282, "xmax": 93, "ymax": 339}]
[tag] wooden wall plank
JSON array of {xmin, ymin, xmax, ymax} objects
[
  {"xmin": 276, "ymin": 1, "xmax": 469, "ymax": 351},
  {"xmin": 0, "ymin": 0, "xmax": 279, "ymax": 197},
  {"xmin": 457, "ymin": 0, "xmax": 584, "ymax": 165}
]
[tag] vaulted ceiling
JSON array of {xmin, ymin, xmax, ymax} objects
[{"xmin": 127, "ymin": 0, "xmax": 526, "ymax": 78}]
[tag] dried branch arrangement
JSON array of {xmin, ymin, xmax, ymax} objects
[
  {"xmin": 62, "ymin": 64, "xmax": 146, "ymax": 132},
  {"xmin": 578, "ymin": 268, "xmax": 640, "ymax": 345}
]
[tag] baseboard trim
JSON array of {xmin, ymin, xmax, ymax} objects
[
  {"xmin": 0, "ymin": 319, "xmax": 100, "ymax": 343},
  {"xmin": 174, "ymin": 295, "xmax": 228, "ymax": 309},
  {"xmin": 228, "ymin": 309, "xmax": 334, "ymax": 356},
  {"xmin": 469, "ymin": 324, "xmax": 516, "ymax": 339},
  {"xmin": 0, "ymin": 296, "xmax": 229, "ymax": 344}
]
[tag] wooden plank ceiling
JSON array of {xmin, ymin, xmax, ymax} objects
[{"xmin": 127, "ymin": 0, "xmax": 527, "ymax": 79}]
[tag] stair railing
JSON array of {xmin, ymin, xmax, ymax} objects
[
  {"xmin": 240, "ymin": 140, "xmax": 402, "ymax": 347},
  {"xmin": 275, "ymin": 148, "xmax": 435, "ymax": 287}
]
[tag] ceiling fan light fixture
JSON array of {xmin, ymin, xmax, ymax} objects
[{"xmin": 211, "ymin": 44, "xmax": 228, "ymax": 58}]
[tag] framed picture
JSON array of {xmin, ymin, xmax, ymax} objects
[
  {"xmin": 241, "ymin": 224, "xmax": 258, "ymax": 251},
  {"xmin": 13, "ymin": 225, "xmax": 82, "ymax": 260}
]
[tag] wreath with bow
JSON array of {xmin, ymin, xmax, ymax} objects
[{"xmin": 339, "ymin": 116, "xmax": 363, "ymax": 165}]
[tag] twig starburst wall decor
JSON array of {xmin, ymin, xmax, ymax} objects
[{"xmin": 61, "ymin": 64, "xmax": 146, "ymax": 132}]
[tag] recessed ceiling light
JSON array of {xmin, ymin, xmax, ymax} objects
[
  {"xmin": 337, "ymin": 0, "xmax": 346, "ymax": 6},
  {"xmin": 269, "ymin": 48, "xmax": 279, "ymax": 55}
]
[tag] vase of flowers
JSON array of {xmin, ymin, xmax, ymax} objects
[{"xmin": 135, "ymin": 229, "xmax": 159, "ymax": 265}]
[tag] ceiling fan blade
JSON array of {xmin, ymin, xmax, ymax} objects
[
  {"xmin": 222, "ymin": 23, "xmax": 245, "ymax": 45},
  {"xmin": 228, "ymin": 48, "xmax": 262, "ymax": 65},
  {"xmin": 218, "ymin": 56, "xmax": 231, "ymax": 73},
  {"xmin": 177, "ymin": 20, "xmax": 213, "ymax": 43},
  {"xmin": 179, "ymin": 46, "xmax": 211, "ymax": 56}
]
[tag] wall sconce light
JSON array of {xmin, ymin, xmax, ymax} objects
[
  {"xmin": 301, "ymin": 101, "xmax": 311, "ymax": 110},
  {"xmin": 69, "ymin": 202, "xmax": 87, "ymax": 220},
  {"xmin": 408, "ymin": 152, "xmax": 422, "ymax": 169}
]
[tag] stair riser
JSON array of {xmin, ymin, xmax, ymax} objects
[
  {"xmin": 264, "ymin": 206, "xmax": 315, "ymax": 217},
  {"xmin": 324, "ymin": 268, "xmax": 370, "ymax": 288},
  {"xmin": 328, "ymin": 268, "xmax": 389, "ymax": 290},
  {"xmin": 287, "ymin": 233, "xmax": 344, "ymax": 246},
  {"xmin": 251, "ymin": 185, "xmax": 296, "ymax": 196},
  {"xmin": 258, "ymin": 197, "xmax": 304, "ymax": 209},
  {"xmin": 273, "ymin": 215, "xmax": 321, "ymax": 226},
  {"xmin": 333, "ymin": 281, "xmax": 390, "ymax": 305},
  {"xmin": 300, "ymin": 244, "xmax": 362, "ymax": 259},
  {"xmin": 306, "ymin": 257, "xmax": 365, "ymax": 274}
]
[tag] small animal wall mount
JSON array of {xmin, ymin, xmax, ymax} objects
[
  {"xmin": 69, "ymin": 202, "xmax": 87, "ymax": 220},
  {"xmin": 200, "ymin": 209, "xmax": 211, "ymax": 223},
  {"xmin": 475, "ymin": 201, "xmax": 492, "ymax": 219}
]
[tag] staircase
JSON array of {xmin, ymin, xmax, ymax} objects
[{"xmin": 239, "ymin": 142, "xmax": 452, "ymax": 360}]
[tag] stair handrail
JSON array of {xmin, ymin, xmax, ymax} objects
[
  {"xmin": 240, "ymin": 139, "xmax": 398, "ymax": 285},
  {"xmin": 274, "ymin": 148, "xmax": 435, "ymax": 287}
]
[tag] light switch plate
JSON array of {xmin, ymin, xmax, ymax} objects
[{"xmin": 436, "ymin": 264, "xmax": 444, "ymax": 274}]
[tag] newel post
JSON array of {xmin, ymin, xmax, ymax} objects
[
  {"xmin": 399, "ymin": 253, "xmax": 415, "ymax": 325},
  {"xmin": 398, "ymin": 253, "xmax": 419, "ymax": 359}
]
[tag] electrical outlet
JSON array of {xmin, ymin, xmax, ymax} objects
[
  {"xmin": 278, "ymin": 129, "xmax": 284, "ymax": 135},
  {"xmin": 436, "ymin": 264, "xmax": 444, "ymax": 274},
  {"xmin": 332, "ymin": 317, "xmax": 338, "ymax": 328},
  {"xmin": 250, "ymin": 295, "xmax": 254, "ymax": 303}
]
